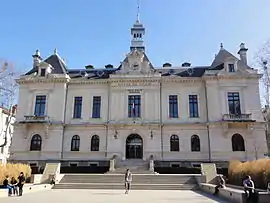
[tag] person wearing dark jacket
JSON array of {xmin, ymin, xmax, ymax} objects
[
  {"xmin": 2, "ymin": 175, "xmax": 12, "ymax": 196},
  {"xmin": 17, "ymin": 172, "xmax": 26, "ymax": 196},
  {"xmin": 10, "ymin": 177, "xmax": 18, "ymax": 196}
]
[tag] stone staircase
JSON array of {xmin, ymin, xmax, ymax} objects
[
  {"xmin": 53, "ymin": 174, "xmax": 199, "ymax": 190},
  {"xmin": 108, "ymin": 159, "xmax": 152, "ymax": 174},
  {"xmin": 40, "ymin": 163, "xmax": 61, "ymax": 184}
]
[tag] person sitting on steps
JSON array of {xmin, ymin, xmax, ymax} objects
[
  {"xmin": 2, "ymin": 175, "xmax": 12, "ymax": 196},
  {"xmin": 213, "ymin": 175, "xmax": 226, "ymax": 196}
]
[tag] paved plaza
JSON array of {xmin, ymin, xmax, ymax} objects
[{"xmin": 1, "ymin": 189, "xmax": 229, "ymax": 203}]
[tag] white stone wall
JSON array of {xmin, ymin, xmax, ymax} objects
[{"xmin": 10, "ymin": 74, "xmax": 268, "ymax": 164}]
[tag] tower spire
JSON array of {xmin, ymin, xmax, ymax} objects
[
  {"xmin": 136, "ymin": 0, "xmax": 140, "ymax": 23},
  {"xmin": 130, "ymin": 0, "xmax": 145, "ymax": 52}
]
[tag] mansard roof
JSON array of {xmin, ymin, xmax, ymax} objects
[
  {"xmin": 24, "ymin": 45, "xmax": 251, "ymax": 79},
  {"xmin": 25, "ymin": 53, "xmax": 67, "ymax": 75},
  {"xmin": 211, "ymin": 48, "xmax": 238, "ymax": 68}
]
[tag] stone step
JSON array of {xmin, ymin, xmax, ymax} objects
[
  {"xmin": 53, "ymin": 183, "xmax": 197, "ymax": 190},
  {"xmin": 60, "ymin": 174, "xmax": 197, "ymax": 184}
]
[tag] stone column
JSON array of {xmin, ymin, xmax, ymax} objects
[
  {"xmin": 109, "ymin": 159, "xmax": 115, "ymax": 172},
  {"xmin": 149, "ymin": 159, "xmax": 154, "ymax": 172}
]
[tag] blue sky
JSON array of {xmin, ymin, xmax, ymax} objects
[{"xmin": 1, "ymin": 0, "xmax": 270, "ymax": 73}]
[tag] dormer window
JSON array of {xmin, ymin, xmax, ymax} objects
[
  {"xmin": 228, "ymin": 64, "xmax": 235, "ymax": 72},
  {"xmin": 40, "ymin": 68, "xmax": 46, "ymax": 77}
]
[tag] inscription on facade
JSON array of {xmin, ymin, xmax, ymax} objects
[
  {"xmin": 127, "ymin": 89, "xmax": 143, "ymax": 93},
  {"xmin": 112, "ymin": 82, "xmax": 152, "ymax": 88}
]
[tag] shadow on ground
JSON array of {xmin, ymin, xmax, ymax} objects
[{"xmin": 194, "ymin": 191, "xmax": 228, "ymax": 203}]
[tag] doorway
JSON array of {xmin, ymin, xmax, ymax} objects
[{"xmin": 126, "ymin": 134, "xmax": 143, "ymax": 159}]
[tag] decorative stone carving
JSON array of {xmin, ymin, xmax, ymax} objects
[
  {"xmin": 116, "ymin": 49, "xmax": 154, "ymax": 75},
  {"xmin": 248, "ymin": 124, "xmax": 254, "ymax": 133}
]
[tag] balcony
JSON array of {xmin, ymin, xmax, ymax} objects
[
  {"xmin": 20, "ymin": 115, "xmax": 50, "ymax": 123},
  {"xmin": 222, "ymin": 114, "xmax": 255, "ymax": 122}
]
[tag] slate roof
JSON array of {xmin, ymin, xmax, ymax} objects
[
  {"xmin": 25, "ymin": 54, "xmax": 67, "ymax": 75},
  {"xmin": 211, "ymin": 48, "xmax": 239, "ymax": 68},
  {"xmin": 24, "ymin": 47, "xmax": 250, "ymax": 79}
]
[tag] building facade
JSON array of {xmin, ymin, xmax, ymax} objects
[
  {"xmin": 0, "ymin": 106, "xmax": 16, "ymax": 164},
  {"xmin": 9, "ymin": 18, "xmax": 268, "ymax": 169}
]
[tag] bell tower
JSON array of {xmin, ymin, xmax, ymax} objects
[{"xmin": 130, "ymin": 0, "xmax": 145, "ymax": 52}]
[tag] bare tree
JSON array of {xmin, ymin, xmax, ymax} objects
[
  {"xmin": 254, "ymin": 40, "xmax": 270, "ymax": 107},
  {"xmin": 0, "ymin": 59, "xmax": 19, "ymax": 147},
  {"xmin": 255, "ymin": 40, "xmax": 270, "ymax": 153}
]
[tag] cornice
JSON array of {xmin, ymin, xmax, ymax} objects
[
  {"xmin": 16, "ymin": 73, "xmax": 261, "ymax": 85},
  {"xmin": 16, "ymin": 77, "xmax": 69, "ymax": 84},
  {"xmin": 203, "ymin": 74, "xmax": 261, "ymax": 81}
]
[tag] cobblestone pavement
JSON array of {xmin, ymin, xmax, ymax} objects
[{"xmin": 0, "ymin": 189, "xmax": 229, "ymax": 203}]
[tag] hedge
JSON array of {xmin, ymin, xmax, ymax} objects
[
  {"xmin": 0, "ymin": 163, "xmax": 31, "ymax": 183},
  {"xmin": 228, "ymin": 159, "xmax": 270, "ymax": 189}
]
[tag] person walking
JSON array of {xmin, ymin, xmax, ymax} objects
[
  {"xmin": 17, "ymin": 172, "xmax": 26, "ymax": 196},
  {"xmin": 124, "ymin": 169, "xmax": 132, "ymax": 194}
]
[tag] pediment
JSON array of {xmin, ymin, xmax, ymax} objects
[{"xmin": 115, "ymin": 49, "xmax": 157, "ymax": 75}]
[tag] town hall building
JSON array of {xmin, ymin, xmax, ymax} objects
[{"xmin": 9, "ymin": 16, "xmax": 268, "ymax": 170}]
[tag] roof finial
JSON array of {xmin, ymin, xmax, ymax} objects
[
  {"xmin": 136, "ymin": 0, "xmax": 140, "ymax": 23},
  {"xmin": 54, "ymin": 48, "xmax": 58, "ymax": 55},
  {"xmin": 220, "ymin": 43, "xmax": 224, "ymax": 50}
]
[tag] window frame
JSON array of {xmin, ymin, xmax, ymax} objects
[
  {"xmin": 227, "ymin": 92, "xmax": 241, "ymax": 115},
  {"xmin": 191, "ymin": 135, "xmax": 201, "ymax": 152},
  {"xmin": 189, "ymin": 95, "xmax": 199, "ymax": 118},
  {"xmin": 73, "ymin": 96, "xmax": 83, "ymax": 119},
  {"xmin": 128, "ymin": 95, "xmax": 141, "ymax": 118},
  {"xmin": 90, "ymin": 135, "xmax": 100, "ymax": 151},
  {"xmin": 169, "ymin": 95, "xmax": 179, "ymax": 118},
  {"xmin": 170, "ymin": 134, "xmax": 180, "ymax": 152},
  {"xmin": 228, "ymin": 64, "xmax": 235, "ymax": 72},
  {"xmin": 71, "ymin": 135, "xmax": 80, "ymax": 151},
  {"xmin": 231, "ymin": 134, "xmax": 245, "ymax": 151},
  {"xmin": 30, "ymin": 134, "xmax": 42, "ymax": 151},
  {"xmin": 34, "ymin": 95, "xmax": 47, "ymax": 116},
  {"xmin": 92, "ymin": 96, "xmax": 101, "ymax": 118}
]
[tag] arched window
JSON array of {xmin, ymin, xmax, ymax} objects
[
  {"xmin": 191, "ymin": 135, "xmax": 200, "ymax": 152},
  {"xmin": 170, "ymin": 135, "xmax": 179, "ymax": 151},
  {"xmin": 71, "ymin": 135, "xmax": 80, "ymax": 151},
  {"xmin": 91, "ymin": 135, "xmax": 99, "ymax": 151},
  {"xmin": 231, "ymin": 134, "xmax": 245, "ymax": 151},
  {"xmin": 30, "ymin": 134, "xmax": 42, "ymax": 151}
]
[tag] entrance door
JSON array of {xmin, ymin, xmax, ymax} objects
[{"xmin": 126, "ymin": 134, "xmax": 143, "ymax": 159}]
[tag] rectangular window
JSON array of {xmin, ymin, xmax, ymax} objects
[
  {"xmin": 73, "ymin": 96, "xmax": 82, "ymax": 119},
  {"xmin": 228, "ymin": 64, "xmax": 235, "ymax": 72},
  {"xmin": 169, "ymin": 95, "xmax": 178, "ymax": 118},
  {"xmin": 40, "ymin": 68, "xmax": 46, "ymax": 76},
  {"xmin": 189, "ymin": 95, "xmax": 199, "ymax": 118},
  {"xmin": 34, "ymin": 95, "xmax": 46, "ymax": 116},
  {"xmin": 0, "ymin": 147, "xmax": 4, "ymax": 154},
  {"xmin": 92, "ymin": 96, "xmax": 101, "ymax": 118},
  {"xmin": 228, "ymin": 92, "xmax": 241, "ymax": 115},
  {"xmin": 128, "ymin": 95, "xmax": 141, "ymax": 118}
]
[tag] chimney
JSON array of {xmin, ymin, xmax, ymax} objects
[
  {"xmin": 32, "ymin": 50, "xmax": 42, "ymax": 68},
  {"xmin": 162, "ymin": 63, "xmax": 172, "ymax": 68},
  {"xmin": 238, "ymin": 43, "xmax": 248, "ymax": 65},
  {"xmin": 182, "ymin": 62, "xmax": 191, "ymax": 67}
]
